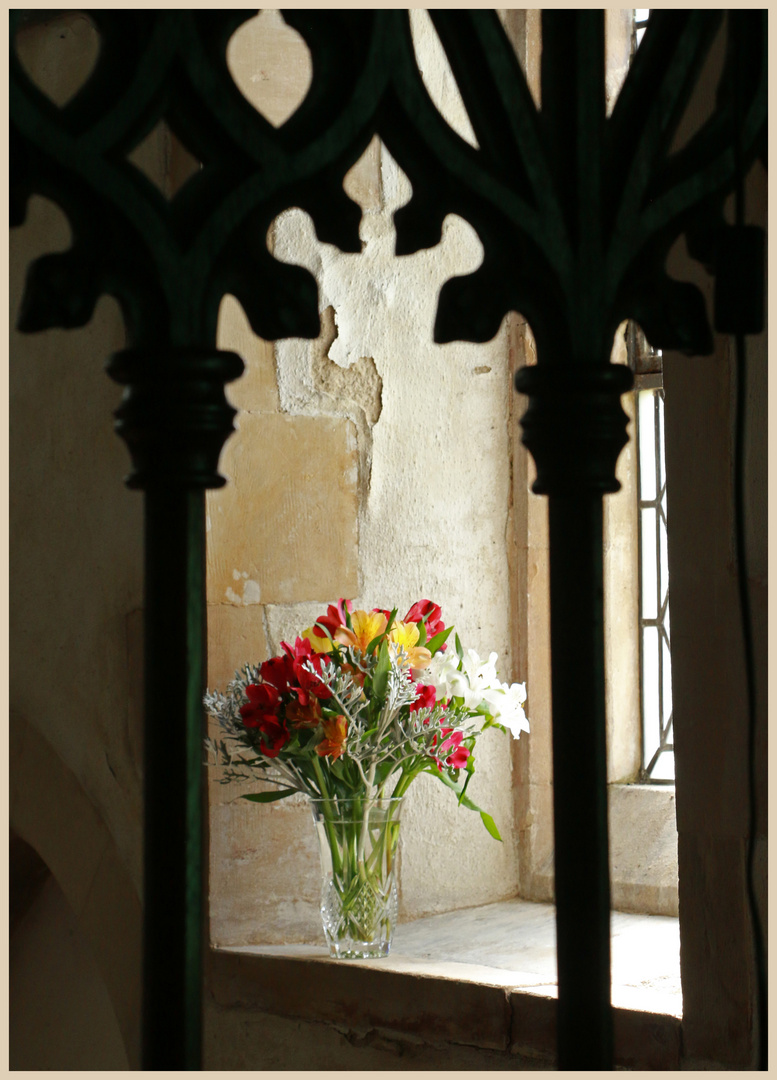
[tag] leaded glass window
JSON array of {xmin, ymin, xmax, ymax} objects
[{"xmin": 629, "ymin": 321, "xmax": 675, "ymax": 782}]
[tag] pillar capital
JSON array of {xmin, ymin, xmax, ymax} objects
[{"xmin": 514, "ymin": 363, "xmax": 633, "ymax": 498}]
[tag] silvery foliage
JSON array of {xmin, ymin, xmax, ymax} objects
[
  {"xmin": 312, "ymin": 649, "xmax": 481, "ymax": 773},
  {"xmin": 203, "ymin": 663, "xmax": 313, "ymax": 794},
  {"xmin": 203, "ymin": 647, "xmax": 482, "ymax": 795}
]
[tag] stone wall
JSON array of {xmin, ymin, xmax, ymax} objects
[{"xmin": 207, "ymin": 9, "xmax": 521, "ymax": 946}]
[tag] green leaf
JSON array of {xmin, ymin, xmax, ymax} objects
[
  {"xmin": 374, "ymin": 759, "xmax": 396, "ymax": 787},
  {"xmin": 430, "ymin": 768, "xmax": 502, "ymax": 841},
  {"xmin": 366, "ymin": 633, "xmax": 385, "ymax": 655},
  {"xmin": 426, "ymin": 625, "xmax": 454, "ymax": 655},
  {"xmin": 314, "ymin": 620, "xmax": 336, "ymax": 646},
  {"xmin": 372, "ymin": 639, "xmax": 391, "ymax": 701},
  {"xmin": 478, "ymin": 810, "xmax": 503, "ymax": 842},
  {"xmin": 240, "ymin": 789, "xmax": 296, "ymax": 804},
  {"xmin": 454, "ymin": 633, "xmax": 464, "ymax": 661},
  {"xmin": 416, "ymin": 620, "xmax": 427, "ymax": 646},
  {"xmin": 385, "ymin": 607, "xmax": 398, "ymax": 635}
]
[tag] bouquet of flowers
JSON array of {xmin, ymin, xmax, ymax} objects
[{"xmin": 204, "ymin": 598, "xmax": 529, "ymax": 957}]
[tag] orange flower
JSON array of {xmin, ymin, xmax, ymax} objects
[
  {"xmin": 341, "ymin": 662, "xmax": 367, "ymax": 689},
  {"xmin": 316, "ymin": 715, "xmax": 348, "ymax": 759},
  {"xmin": 334, "ymin": 609, "xmax": 387, "ymax": 653}
]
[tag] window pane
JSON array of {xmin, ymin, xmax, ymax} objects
[
  {"xmin": 642, "ymin": 625, "xmax": 660, "ymax": 765},
  {"xmin": 661, "ymin": 635, "xmax": 673, "ymax": 729},
  {"xmin": 636, "ymin": 378, "xmax": 675, "ymax": 782},
  {"xmin": 638, "ymin": 390, "xmax": 657, "ymax": 500},
  {"xmin": 657, "ymin": 390, "xmax": 666, "ymax": 487},
  {"xmin": 650, "ymin": 747, "xmax": 675, "ymax": 781},
  {"xmin": 641, "ymin": 507, "xmax": 657, "ymax": 620},
  {"xmin": 659, "ymin": 511, "xmax": 669, "ymax": 609}
]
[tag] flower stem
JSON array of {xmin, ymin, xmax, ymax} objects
[{"xmin": 312, "ymin": 757, "xmax": 343, "ymax": 878}]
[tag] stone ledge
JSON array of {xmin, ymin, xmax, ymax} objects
[
  {"xmin": 207, "ymin": 947, "xmax": 682, "ymax": 1069},
  {"xmin": 207, "ymin": 948, "xmax": 512, "ymax": 1051}
]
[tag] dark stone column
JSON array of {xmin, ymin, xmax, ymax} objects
[
  {"xmin": 515, "ymin": 362, "xmax": 633, "ymax": 1069},
  {"xmin": 107, "ymin": 346, "xmax": 243, "ymax": 1068}
]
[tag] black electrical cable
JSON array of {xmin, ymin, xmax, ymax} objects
[{"xmin": 728, "ymin": 12, "xmax": 767, "ymax": 1070}]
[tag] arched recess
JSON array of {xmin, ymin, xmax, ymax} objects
[{"xmin": 9, "ymin": 711, "xmax": 142, "ymax": 1070}]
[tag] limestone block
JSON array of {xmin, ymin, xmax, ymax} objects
[
  {"xmin": 207, "ymin": 602, "xmax": 269, "ymax": 693},
  {"xmin": 209, "ymin": 796, "xmax": 320, "ymax": 946},
  {"xmin": 604, "ymin": 9, "xmax": 634, "ymax": 116},
  {"xmin": 517, "ymin": 782, "xmax": 556, "ymax": 904},
  {"xmin": 399, "ymin": 740, "xmax": 519, "ymax": 920},
  {"xmin": 608, "ymin": 785, "xmax": 678, "ymax": 916},
  {"xmin": 206, "ymin": 413, "xmax": 359, "ymax": 606},
  {"xmin": 262, "ymin": 600, "xmax": 346, "ymax": 657},
  {"xmin": 217, "ymin": 295, "xmax": 280, "ymax": 415}
]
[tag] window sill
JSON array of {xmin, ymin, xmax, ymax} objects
[{"xmin": 207, "ymin": 898, "xmax": 682, "ymax": 1069}]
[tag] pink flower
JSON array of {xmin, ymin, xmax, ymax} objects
[
  {"xmin": 432, "ymin": 727, "xmax": 469, "ymax": 771},
  {"xmin": 410, "ymin": 683, "xmax": 437, "ymax": 713}
]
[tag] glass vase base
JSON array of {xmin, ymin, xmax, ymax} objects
[
  {"xmin": 327, "ymin": 941, "xmax": 391, "ymax": 960},
  {"xmin": 320, "ymin": 877, "xmax": 398, "ymax": 959}
]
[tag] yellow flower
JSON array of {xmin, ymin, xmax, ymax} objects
[
  {"xmin": 334, "ymin": 609, "xmax": 387, "ymax": 653},
  {"xmin": 301, "ymin": 626, "xmax": 334, "ymax": 654},
  {"xmin": 389, "ymin": 621, "xmax": 432, "ymax": 670}
]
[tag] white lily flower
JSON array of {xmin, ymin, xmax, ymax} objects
[
  {"xmin": 425, "ymin": 650, "xmax": 463, "ymax": 699},
  {"xmin": 490, "ymin": 681, "xmax": 530, "ymax": 738},
  {"xmin": 425, "ymin": 646, "xmax": 529, "ymax": 737}
]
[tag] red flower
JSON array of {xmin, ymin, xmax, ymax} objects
[
  {"xmin": 410, "ymin": 683, "xmax": 436, "ymax": 713},
  {"xmin": 240, "ymin": 682, "xmax": 280, "ymax": 726},
  {"xmin": 260, "ymin": 654, "xmax": 295, "ymax": 694},
  {"xmin": 255, "ymin": 714, "xmax": 290, "ymax": 757},
  {"xmin": 311, "ymin": 598, "xmax": 353, "ymax": 641},
  {"xmin": 281, "ymin": 637, "xmax": 333, "ymax": 705},
  {"xmin": 239, "ymin": 684, "xmax": 289, "ymax": 757},
  {"xmin": 405, "ymin": 599, "xmax": 447, "ymax": 650}
]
